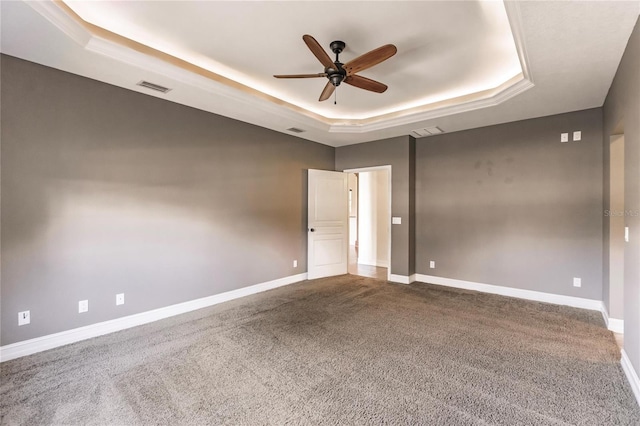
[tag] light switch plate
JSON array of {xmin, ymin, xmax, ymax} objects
[
  {"xmin": 116, "ymin": 293, "xmax": 125, "ymax": 306},
  {"xmin": 561, "ymin": 133, "xmax": 569, "ymax": 143},
  {"xmin": 573, "ymin": 131, "xmax": 581, "ymax": 141},
  {"xmin": 625, "ymin": 227, "xmax": 629, "ymax": 242},
  {"xmin": 392, "ymin": 217, "xmax": 401, "ymax": 225}
]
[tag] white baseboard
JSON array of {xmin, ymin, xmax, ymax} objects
[
  {"xmin": 357, "ymin": 258, "xmax": 389, "ymax": 268},
  {"xmin": 621, "ymin": 350, "xmax": 640, "ymax": 407},
  {"xmin": 0, "ymin": 273, "xmax": 308, "ymax": 362},
  {"xmin": 388, "ymin": 274, "xmax": 416, "ymax": 285},
  {"xmin": 608, "ymin": 318, "xmax": 625, "ymax": 334},
  {"xmin": 601, "ymin": 306, "xmax": 625, "ymax": 334},
  {"xmin": 414, "ymin": 274, "xmax": 603, "ymax": 311}
]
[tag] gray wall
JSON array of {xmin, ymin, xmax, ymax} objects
[
  {"xmin": 416, "ymin": 109, "xmax": 604, "ymax": 301},
  {"xmin": 603, "ymin": 17, "xmax": 640, "ymax": 375},
  {"xmin": 0, "ymin": 55, "xmax": 334, "ymax": 346},
  {"xmin": 335, "ymin": 136, "xmax": 416, "ymax": 277}
]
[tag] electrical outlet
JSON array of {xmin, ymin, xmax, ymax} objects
[
  {"xmin": 18, "ymin": 310, "xmax": 30, "ymax": 326},
  {"xmin": 561, "ymin": 133, "xmax": 569, "ymax": 143},
  {"xmin": 573, "ymin": 131, "xmax": 582, "ymax": 141},
  {"xmin": 293, "ymin": 260, "xmax": 298, "ymax": 268},
  {"xmin": 429, "ymin": 260, "xmax": 435, "ymax": 269},
  {"xmin": 116, "ymin": 293, "xmax": 125, "ymax": 306},
  {"xmin": 573, "ymin": 277, "xmax": 581, "ymax": 288},
  {"xmin": 79, "ymin": 300, "xmax": 89, "ymax": 313}
]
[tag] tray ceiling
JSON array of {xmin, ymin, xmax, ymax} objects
[{"xmin": 1, "ymin": 1, "xmax": 638, "ymax": 146}]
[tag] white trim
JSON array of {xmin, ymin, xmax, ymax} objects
[
  {"xmin": 607, "ymin": 318, "xmax": 625, "ymax": 334},
  {"xmin": 621, "ymin": 350, "xmax": 640, "ymax": 407},
  {"xmin": 26, "ymin": 0, "xmax": 91, "ymax": 46},
  {"xmin": 329, "ymin": 77, "xmax": 534, "ymax": 134},
  {"xmin": 0, "ymin": 273, "xmax": 307, "ymax": 363},
  {"xmin": 357, "ymin": 258, "xmax": 389, "ymax": 268},
  {"xmin": 503, "ymin": 0, "xmax": 534, "ymax": 84},
  {"xmin": 601, "ymin": 305, "xmax": 625, "ymax": 334},
  {"xmin": 388, "ymin": 274, "xmax": 417, "ymax": 285},
  {"xmin": 389, "ymin": 274, "xmax": 410, "ymax": 284},
  {"xmin": 415, "ymin": 274, "xmax": 602, "ymax": 311}
]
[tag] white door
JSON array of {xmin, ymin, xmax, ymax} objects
[{"xmin": 308, "ymin": 169, "xmax": 348, "ymax": 279}]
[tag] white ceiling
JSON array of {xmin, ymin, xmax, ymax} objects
[
  {"xmin": 1, "ymin": 1, "xmax": 639, "ymax": 147},
  {"xmin": 64, "ymin": 0, "xmax": 522, "ymax": 120}
]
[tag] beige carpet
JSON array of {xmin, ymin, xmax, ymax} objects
[{"xmin": 1, "ymin": 275, "xmax": 639, "ymax": 425}]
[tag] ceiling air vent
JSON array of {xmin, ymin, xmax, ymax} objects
[
  {"xmin": 136, "ymin": 81, "xmax": 172, "ymax": 94},
  {"xmin": 410, "ymin": 126, "xmax": 444, "ymax": 138},
  {"xmin": 287, "ymin": 127, "xmax": 306, "ymax": 133}
]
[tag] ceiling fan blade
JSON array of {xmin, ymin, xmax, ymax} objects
[
  {"xmin": 303, "ymin": 34, "xmax": 335, "ymax": 69},
  {"xmin": 274, "ymin": 73, "xmax": 327, "ymax": 78},
  {"xmin": 344, "ymin": 75, "xmax": 388, "ymax": 93},
  {"xmin": 319, "ymin": 81, "xmax": 335, "ymax": 102},
  {"xmin": 343, "ymin": 44, "xmax": 397, "ymax": 75}
]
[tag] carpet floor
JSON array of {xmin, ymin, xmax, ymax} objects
[{"xmin": 1, "ymin": 275, "xmax": 639, "ymax": 425}]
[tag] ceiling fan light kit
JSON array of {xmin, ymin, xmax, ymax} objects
[{"xmin": 274, "ymin": 35, "xmax": 397, "ymax": 102}]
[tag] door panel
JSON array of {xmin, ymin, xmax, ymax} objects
[{"xmin": 308, "ymin": 169, "xmax": 348, "ymax": 279}]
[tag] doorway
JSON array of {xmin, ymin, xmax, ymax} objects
[{"xmin": 345, "ymin": 166, "xmax": 391, "ymax": 281}]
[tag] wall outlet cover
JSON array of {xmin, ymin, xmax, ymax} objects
[
  {"xmin": 429, "ymin": 261, "xmax": 435, "ymax": 269},
  {"xmin": 293, "ymin": 260, "xmax": 298, "ymax": 268},
  {"xmin": 573, "ymin": 131, "xmax": 582, "ymax": 141},
  {"xmin": 392, "ymin": 217, "xmax": 402, "ymax": 225},
  {"xmin": 573, "ymin": 277, "xmax": 581, "ymax": 288},
  {"xmin": 79, "ymin": 300, "xmax": 89, "ymax": 313},
  {"xmin": 116, "ymin": 293, "xmax": 125, "ymax": 306},
  {"xmin": 18, "ymin": 310, "xmax": 30, "ymax": 326},
  {"xmin": 561, "ymin": 133, "xmax": 569, "ymax": 143}
]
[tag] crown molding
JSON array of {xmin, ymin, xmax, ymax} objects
[
  {"xmin": 503, "ymin": 0, "xmax": 534, "ymax": 84},
  {"xmin": 27, "ymin": 0, "xmax": 533, "ymax": 136},
  {"xmin": 26, "ymin": 0, "xmax": 90, "ymax": 46},
  {"xmin": 328, "ymin": 76, "xmax": 534, "ymax": 133}
]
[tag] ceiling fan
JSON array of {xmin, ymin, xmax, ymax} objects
[{"xmin": 274, "ymin": 35, "xmax": 397, "ymax": 102}]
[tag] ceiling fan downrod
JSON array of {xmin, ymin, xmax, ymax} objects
[{"xmin": 328, "ymin": 40, "xmax": 347, "ymax": 88}]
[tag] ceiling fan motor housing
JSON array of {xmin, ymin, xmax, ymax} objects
[{"xmin": 327, "ymin": 65, "xmax": 346, "ymax": 86}]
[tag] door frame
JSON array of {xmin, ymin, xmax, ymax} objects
[
  {"xmin": 342, "ymin": 165, "xmax": 392, "ymax": 281},
  {"xmin": 608, "ymin": 133, "xmax": 625, "ymax": 331}
]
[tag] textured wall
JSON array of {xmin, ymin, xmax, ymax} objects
[
  {"xmin": 416, "ymin": 109, "xmax": 604, "ymax": 301},
  {"xmin": 335, "ymin": 136, "xmax": 415, "ymax": 277},
  {"xmin": 0, "ymin": 55, "xmax": 334, "ymax": 346},
  {"xmin": 603, "ymin": 17, "xmax": 640, "ymax": 375}
]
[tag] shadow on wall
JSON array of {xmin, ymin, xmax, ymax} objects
[
  {"xmin": 4, "ymin": 144, "xmax": 308, "ymax": 289},
  {"xmin": 1, "ymin": 55, "xmax": 335, "ymax": 345}
]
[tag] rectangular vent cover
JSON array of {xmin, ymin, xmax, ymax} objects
[
  {"xmin": 136, "ymin": 81, "xmax": 172, "ymax": 93},
  {"xmin": 287, "ymin": 127, "xmax": 306, "ymax": 133},
  {"xmin": 411, "ymin": 126, "xmax": 444, "ymax": 138}
]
